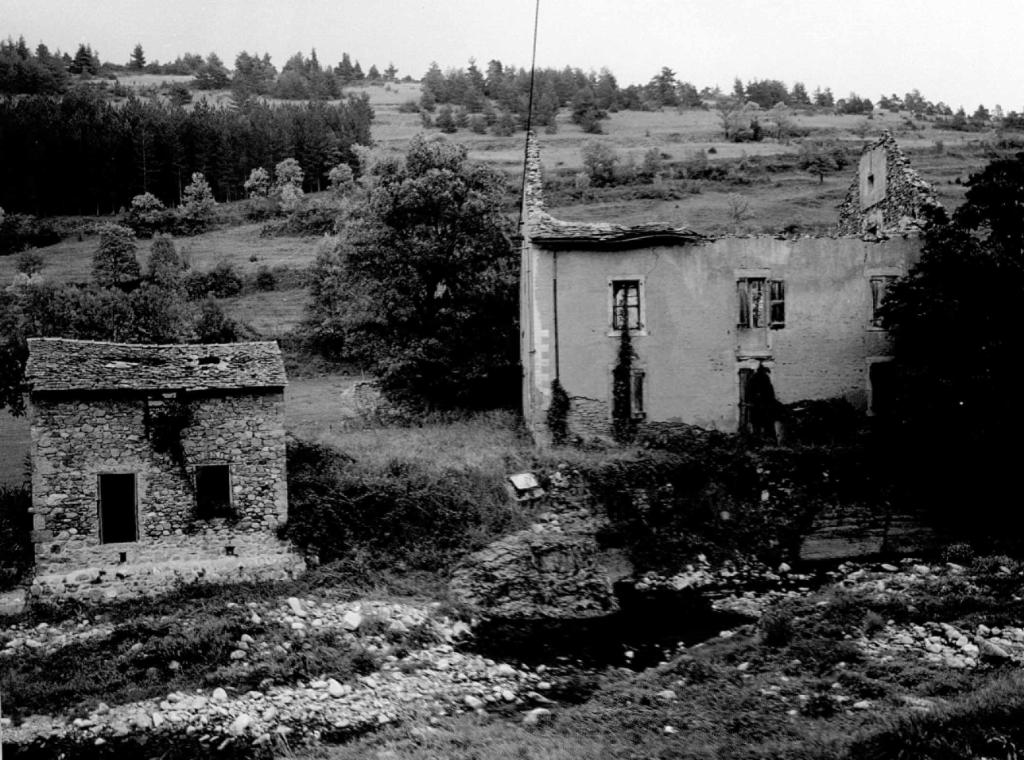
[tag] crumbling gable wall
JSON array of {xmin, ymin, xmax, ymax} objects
[{"xmin": 836, "ymin": 131, "xmax": 942, "ymax": 235}]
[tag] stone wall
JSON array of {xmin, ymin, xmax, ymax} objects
[
  {"xmin": 28, "ymin": 389, "xmax": 300, "ymax": 599},
  {"xmin": 835, "ymin": 131, "xmax": 943, "ymax": 236}
]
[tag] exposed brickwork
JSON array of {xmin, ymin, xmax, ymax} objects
[
  {"xmin": 566, "ymin": 396, "xmax": 610, "ymax": 440},
  {"xmin": 835, "ymin": 130, "xmax": 943, "ymax": 236}
]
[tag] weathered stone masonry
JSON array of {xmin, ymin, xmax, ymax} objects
[{"xmin": 25, "ymin": 338, "xmax": 304, "ymax": 599}]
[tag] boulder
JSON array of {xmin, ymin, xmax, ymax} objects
[{"xmin": 449, "ymin": 514, "xmax": 630, "ymax": 619}]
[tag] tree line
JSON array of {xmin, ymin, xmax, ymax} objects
[{"xmin": 0, "ymin": 89, "xmax": 373, "ymax": 215}]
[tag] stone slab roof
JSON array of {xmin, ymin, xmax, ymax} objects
[{"xmin": 25, "ymin": 338, "xmax": 287, "ymax": 393}]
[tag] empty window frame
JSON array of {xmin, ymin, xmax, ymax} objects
[
  {"xmin": 870, "ymin": 276, "xmax": 897, "ymax": 327},
  {"xmin": 738, "ymin": 278, "xmax": 785, "ymax": 329},
  {"xmin": 194, "ymin": 464, "xmax": 233, "ymax": 519},
  {"xmin": 611, "ymin": 279, "xmax": 643, "ymax": 331}
]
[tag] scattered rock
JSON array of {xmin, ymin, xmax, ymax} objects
[
  {"xmin": 286, "ymin": 597, "xmax": 308, "ymax": 618},
  {"xmin": 464, "ymin": 695, "xmax": 486, "ymax": 711},
  {"xmin": 341, "ymin": 611, "xmax": 363, "ymax": 631},
  {"xmin": 523, "ymin": 707, "xmax": 552, "ymax": 726},
  {"xmin": 229, "ymin": 713, "xmax": 252, "ymax": 736},
  {"xmin": 327, "ymin": 679, "xmax": 347, "ymax": 698}
]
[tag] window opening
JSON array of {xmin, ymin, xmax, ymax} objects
[
  {"xmin": 611, "ymin": 279, "xmax": 642, "ymax": 331},
  {"xmin": 195, "ymin": 464, "xmax": 233, "ymax": 519},
  {"xmin": 870, "ymin": 276, "xmax": 896, "ymax": 327},
  {"xmin": 738, "ymin": 278, "xmax": 785, "ymax": 329}
]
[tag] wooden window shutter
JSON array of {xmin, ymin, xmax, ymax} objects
[
  {"xmin": 769, "ymin": 280, "xmax": 786, "ymax": 328},
  {"xmin": 737, "ymin": 280, "xmax": 750, "ymax": 327}
]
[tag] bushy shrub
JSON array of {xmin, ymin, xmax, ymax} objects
[
  {"xmin": 0, "ymin": 213, "xmax": 61, "ymax": 255},
  {"xmin": 15, "ymin": 249, "xmax": 44, "ymax": 276},
  {"xmin": 282, "ymin": 438, "xmax": 519, "ymax": 571},
  {"xmin": 192, "ymin": 297, "xmax": 243, "ymax": 343},
  {"xmin": 254, "ymin": 265, "xmax": 277, "ymax": 291},
  {"xmin": 259, "ymin": 202, "xmax": 338, "ymax": 237},
  {"xmin": 125, "ymin": 192, "xmax": 174, "ymax": 237},
  {"xmin": 184, "ymin": 260, "xmax": 242, "ymax": 299}
]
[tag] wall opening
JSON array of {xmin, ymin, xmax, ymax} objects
[
  {"xmin": 738, "ymin": 365, "xmax": 777, "ymax": 438},
  {"xmin": 868, "ymin": 360, "xmax": 897, "ymax": 417},
  {"xmin": 98, "ymin": 473, "xmax": 138, "ymax": 544},
  {"xmin": 195, "ymin": 464, "xmax": 233, "ymax": 519}
]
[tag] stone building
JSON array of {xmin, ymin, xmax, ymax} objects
[
  {"xmin": 24, "ymin": 338, "xmax": 303, "ymax": 599},
  {"xmin": 520, "ymin": 132, "xmax": 941, "ymax": 441}
]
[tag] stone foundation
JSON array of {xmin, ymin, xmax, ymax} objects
[{"xmin": 29, "ymin": 533, "xmax": 305, "ymax": 601}]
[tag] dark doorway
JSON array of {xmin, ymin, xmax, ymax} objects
[
  {"xmin": 739, "ymin": 364, "xmax": 777, "ymax": 438},
  {"xmin": 98, "ymin": 473, "xmax": 138, "ymax": 544}
]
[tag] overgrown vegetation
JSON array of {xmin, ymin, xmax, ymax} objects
[
  {"xmin": 0, "ymin": 483, "xmax": 32, "ymax": 590},
  {"xmin": 881, "ymin": 150, "xmax": 1024, "ymax": 542},
  {"xmin": 582, "ymin": 422, "xmax": 894, "ymax": 570},
  {"xmin": 282, "ymin": 436, "xmax": 529, "ymax": 572}
]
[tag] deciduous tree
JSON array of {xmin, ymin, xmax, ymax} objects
[
  {"xmin": 881, "ymin": 152, "xmax": 1024, "ymax": 527},
  {"xmin": 92, "ymin": 224, "xmax": 140, "ymax": 288},
  {"xmin": 305, "ymin": 136, "xmax": 517, "ymax": 409}
]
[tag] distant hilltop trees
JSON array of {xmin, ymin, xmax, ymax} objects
[{"xmin": 1, "ymin": 34, "xmax": 1020, "ymax": 135}]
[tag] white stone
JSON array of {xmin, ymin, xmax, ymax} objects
[
  {"xmin": 522, "ymin": 707, "xmax": 552, "ymax": 726},
  {"xmin": 286, "ymin": 597, "xmax": 307, "ymax": 618},
  {"xmin": 229, "ymin": 713, "xmax": 253, "ymax": 736},
  {"xmin": 327, "ymin": 678, "xmax": 347, "ymax": 698},
  {"xmin": 211, "ymin": 687, "xmax": 229, "ymax": 702},
  {"xmin": 341, "ymin": 611, "xmax": 363, "ymax": 631}
]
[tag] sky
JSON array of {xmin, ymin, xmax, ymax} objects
[{"xmin": 2, "ymin": 0, "xmax": 1020, "ymax": 110}]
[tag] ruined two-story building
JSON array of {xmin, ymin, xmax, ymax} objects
[
  {"xmin": 24, "ymin": 338, "xmax": 303, "ymax": 599},
  {"xmin": 520, "ymin": 132, "xmax": 941, "ymax": 440}
]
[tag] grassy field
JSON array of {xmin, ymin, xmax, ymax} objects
[{"xmin": 0, "ymin": 223, "xmax": 322, "ymax": 284}]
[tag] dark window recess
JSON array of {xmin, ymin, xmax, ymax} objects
[
  {"xmin": 195, "ymin": 465, "xmax": 233, "ymax": 518},
  {"xmin": 612, "ymin": 280, "xmax": 642, "ymax": 331},
  {"xmin": 870, "ymin": 276, "xmax": 897, "ymax": 327},
  {"xmin": 98, "ymin": 473, "xmax": 138, "ymax": 544},
  {"xmin": 869, "ymin": 361, "xmax": 897, "ymax": 417},
  {"xmin": 738, "ymin": 278, "xmax": 785, "ymax": 329}
]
